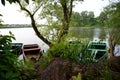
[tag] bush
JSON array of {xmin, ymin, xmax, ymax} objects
[
  {"xmin": 0, "ymin": 32, "xmax": 20, "ymax": 80},
  {"xmin": 46, "ymin": 41, "xmax": 82, "ymax": 62}
]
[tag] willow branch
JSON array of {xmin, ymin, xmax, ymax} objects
[
  {"xmin": 18, "ymin": 2, "xmax": 32, "ymax": 16},
  {"xmin": 33, "ymin": 2, "xmax": 43, "ymax": 16}
]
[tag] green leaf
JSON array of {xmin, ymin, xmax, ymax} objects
[
  {"xmin": 0, "ymin": 14, "xmax": 3, "ymax": 16},
  {"xmin": 6, "ymin": 0, "xmax": 13, "ymax": 3},
  {"xmin": 1, "ymin": 0, "xmax": 5, "ymax": 6},
  {"xmin": 6, "ymin": 0, "xmax": 20, "ymax": 4},
  {"xmin": 25, "ymin": 0, "xmax": 29, "ymax": 3}
]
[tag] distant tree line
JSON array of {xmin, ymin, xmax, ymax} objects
[
  {"xmin": 70, "ymin": 11, "xmax": 109, "ymax": 27},
  {"xmin": 0, "ymin": 24, "xmax": 31, "ymax": 28},
  {"xmin": 0, "ymin": 24, "xmax": 48, "ymax": 28}
]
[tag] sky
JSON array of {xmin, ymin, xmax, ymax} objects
[{"xmin": 0, "ymin": 0, "xmax": 110, "ymax": 24}]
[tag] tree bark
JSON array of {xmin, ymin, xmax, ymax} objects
[
  {"xmin": 109, "ymin": 38, "xmax": 115, "ymax": 57},
  {"xmin": 58, "ymin": 0, "xmax": 73, "ymax": 43},
  {"xmin": 30, "ymin": 15, "xmax": 53, "ymax": 47}
]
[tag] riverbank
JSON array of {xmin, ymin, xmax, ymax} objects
[
  {"xmin": 19, "ymin": 56, "xmax": 120, "ymax": 80},
  {"xmin": 0, "ymin": 24, "xmax": 31, "ymax": 28}
]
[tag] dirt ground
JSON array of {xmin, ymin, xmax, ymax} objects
[{"xmin": 21, "ymin": 56, "xmax": 120, "ymax": 80}]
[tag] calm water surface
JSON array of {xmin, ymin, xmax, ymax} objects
[
  {"xmin": 0, "ymin": 27, "xmax": 107, "ymax": 51},
  {"xmin": 0, "ymin": 28, "xmax": 49, "ymax": 51},
  {"xmin": 1, "ymin": 27, "xmax": 120, "ymax": 56}
]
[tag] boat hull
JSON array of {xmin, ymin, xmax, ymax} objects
[{"xmin": 22, "ymin": 44, "xmax": 42, "ymax": 62}]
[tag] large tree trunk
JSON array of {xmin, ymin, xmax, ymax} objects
[{"xmin": 58, "ymin": 0, "xmax": 73, "ymax": 43}]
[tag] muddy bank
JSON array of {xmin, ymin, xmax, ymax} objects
[{"xmin": 21, "ymin": 56, "xmax": 120, "ymax": 80}]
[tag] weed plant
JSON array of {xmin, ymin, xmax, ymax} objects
[{"xmin": 70, "ymin": 73, "xmax": 81, "ymax": 80}]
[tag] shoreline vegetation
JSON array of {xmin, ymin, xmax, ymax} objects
[
  {"xmin": 0, "ymin": 24, "xmax": 48, "ymax": 28},
  {"xmin": 0, "ymin": 24, "xmax": 106, "ymax": 29}
]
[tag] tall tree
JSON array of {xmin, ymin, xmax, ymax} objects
[
  {"xmin": 98, "ymin": 11, "xmax": 109, "ymax": 26},
  {"xmin": 71, "ymin": 12, "xmax": 81, "ymax": 27},
  {"xmin": 57, "ymin": 0, "xmax": 74, "ymax": 42},
  {"xmin": 108, "ymin": 1, "xmax": 120, "ymax": 56},
  {"xmin": 41, "ymin": 0, "xmax": 83, "ymax": 43},
  {"xmin": 101, "ymin": 1, "xmax": 120, "ymax": 56},
  {"xmin": 18, "ymin": 0, "xmax": 83, "ymax": 46},
  {"xmin": 71, "ymin": 11, "xmax": 96, "ymax": 27}
]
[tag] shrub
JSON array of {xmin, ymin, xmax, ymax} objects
[
  {"xmin": 0, "ymin": 32, "xmax": 20, "ymax": 80},
  {"xmin": 46, "ymin": 41, "xmax": 82, "ymax": 62}
]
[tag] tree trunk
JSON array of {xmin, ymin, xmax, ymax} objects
[
  {"xmin": 58, "ymin": 0, "xmax": 73, "ymax": 43},
  {"xmin": 109, "ymin": 38, "xmax": 115, "ymax": 57},
  {"xmin": 30, "ymin": 15, "xmax": 53, "ymax": 47}
]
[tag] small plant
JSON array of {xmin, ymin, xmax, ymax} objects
[
  {"xmin": 100, "ymin": 61, "xmax": 112, "ymax": 80},
  {"xmin": 18, "ymin": 60, "xmax": 37, "ymax": 80},
  {"xmin": 70, "ymin": 73, "xmax": 81, "ymax": 80}
]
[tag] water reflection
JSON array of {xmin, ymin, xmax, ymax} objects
[{"xmin": 69, "ymin": 27, "xmax": 107, "ymax": 41}]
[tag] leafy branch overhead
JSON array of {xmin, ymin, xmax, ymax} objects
[{"xmin": 1, "ymin": 0, "xmax": 35, "ymax": 5}]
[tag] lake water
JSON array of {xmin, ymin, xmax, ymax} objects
[
  {"xmin": 69, "ymin": 27, "xmax": 108, "ymax": 41},
  {"xmin": 0, "ymin": 27, "xmax": 120, "ymax": 56},
  {"xmin": 0, "ymin": 28, "xmax": 49, "ymax": 51}
]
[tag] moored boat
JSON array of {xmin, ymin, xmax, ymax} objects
[
  {"xmin": 86, "ymin": 40, "xmax": 109, "ymax": 62},
  {"xmin": 22, "ymin": 44, "xmax": 42, "ymax": 62}
]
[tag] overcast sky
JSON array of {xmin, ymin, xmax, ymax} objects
[{"xmin": 0, "ymin": 0, "xmax": 110, "ymax": 24}]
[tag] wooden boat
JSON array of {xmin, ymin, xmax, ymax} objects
[
  {"xmin": 22, "ymin": 44, "xmax": 42, "ymax": 61},
  {"xmin": 86, "ymin": 40, "xmax": 109, "ymax": 62}
]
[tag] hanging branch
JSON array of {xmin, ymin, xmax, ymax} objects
[{"xmin": 33, "ymin": 2, "xmax": 43, "ymax": 16}]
